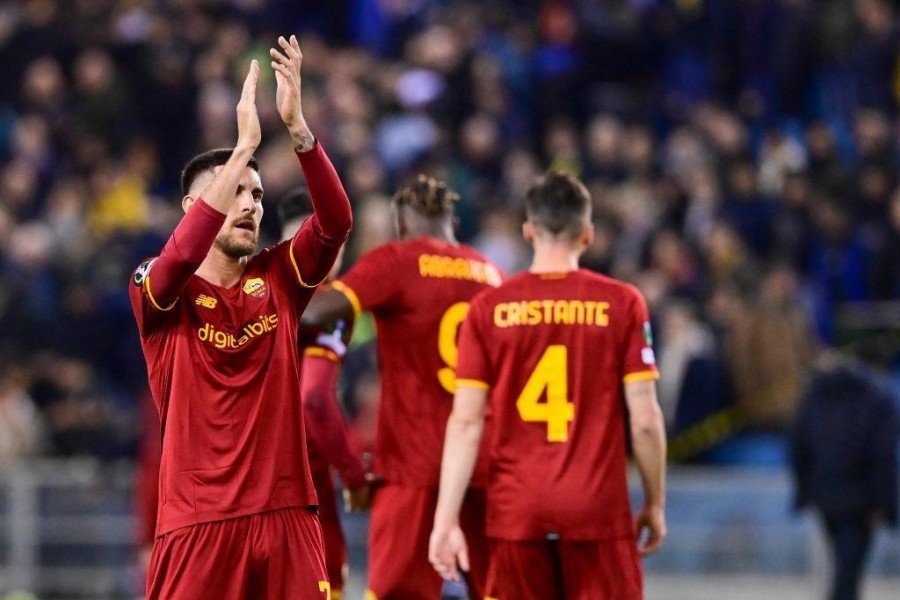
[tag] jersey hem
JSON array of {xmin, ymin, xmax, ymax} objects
[
  {"xmin": 456, "ymin": 378, "xmax": 490, "ymax": 390},
  {"xmin": 304, "ymin": 346, "xmax": 339, "ymax": 362},
  {"xmin": 622, "ymin": 370, "xmax": 659, "ymax": 383}
]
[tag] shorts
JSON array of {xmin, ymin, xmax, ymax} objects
[
  {"xmin": 146, "ymin": 507, "xmax": 330, "ymax": 600},
  {"xmin": 311, "ymin": 462, "xmax": 348, "ymax": 596},
  {"xmin": 366, "ymin": 484, "xmax": 488, "ymax": 600},
  {"xmin": 485, "ymin": 537, "xmax": 642, "ymax": 600}
]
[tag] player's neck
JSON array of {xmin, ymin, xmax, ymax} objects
[
  {"xmin": 407, "ymin": 222, "xmax": 457, "ymax": 245},
  {"xmin": 195, "ymin": 250, "xmax": 247, "ymax": 288},
  {"xmin": 529, "ymin": 243, "xmax": 580, "ymax": 274}
]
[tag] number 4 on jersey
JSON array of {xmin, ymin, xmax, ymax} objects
[{"xmin": 516, "ymin": 345, "xmax": 574, "ymax": 442}]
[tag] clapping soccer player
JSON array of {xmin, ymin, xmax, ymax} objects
[
  {"xmin": 429, "ymin": 172, "xmax": 667, "ymax": 600},
  {"xmin": 130, "ymin": 36, "xmax": 351, "ymax": 599}
]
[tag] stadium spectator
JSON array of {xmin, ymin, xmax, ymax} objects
[{"xmin": 790, "ymin": 352, "xmax": 899, "ymax": 600}]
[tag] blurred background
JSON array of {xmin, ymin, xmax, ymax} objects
[{"xmin": 0, "ymin": 0, "xmax": 898, "ymax": 598}]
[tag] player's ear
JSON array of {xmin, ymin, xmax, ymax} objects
[
  {"xmin": 579, "ymin": 222, "xmax": 594, "ymax": 249},
  {"xmin": 522, "ymin": 220, "xmax": 536, "ymax": 244},
  {"xmin": 182, "ymin": 195, "xmax": 195, "ymax": 214}
]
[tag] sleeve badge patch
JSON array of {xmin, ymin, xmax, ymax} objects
[{"xmin": 133, "ymin": 258, "xmax": 157, "ymax": 286}]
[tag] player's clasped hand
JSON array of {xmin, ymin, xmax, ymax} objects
[{"xmin": 428, "ymin": 522, "xmax": 470, "ymax": 583}]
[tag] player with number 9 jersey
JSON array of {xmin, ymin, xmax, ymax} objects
[{"xmin": 303, "ymin": 176, "xmax": 502, "ymax": 600}]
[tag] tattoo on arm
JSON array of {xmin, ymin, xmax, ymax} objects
[{"xmin": 293, "ymin": 129, "xmax": 316, "ymax": 153}]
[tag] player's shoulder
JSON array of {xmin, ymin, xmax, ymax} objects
[
  {"xmin": 359, "ymin": 240, "xmax": 407, "ymax": 264},
  {"xmin": 576, "ymin": 269, "xmax": 644, "ymax": 301},
  {"xmin": 246, "ymin": 239, "xmax": 289, "ymax": 267},
  {"xmin": 468, "ymin": 270, "xmax": 531, "ymax": 305}
]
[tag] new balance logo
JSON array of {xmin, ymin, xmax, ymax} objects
[{"xmin": 195, "ymin": 295, "xmax": 218, "ymax": 309}]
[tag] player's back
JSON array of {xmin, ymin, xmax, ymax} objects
[
  {"xmin": 335, "ymin": 236, "xmax": 502, "ymax": 487},
  {"xmin": 459, "ymin": 268, "xmax": 657, "ymax": 541}
]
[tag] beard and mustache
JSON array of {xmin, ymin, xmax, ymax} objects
[{"xmin": 214, "ymin": 218, "xmax": 259, "ymax": 258}]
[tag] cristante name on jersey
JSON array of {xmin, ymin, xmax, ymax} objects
[
  {"xmin": 198, "ymin": 314, "xmax": 278, "ymax": 349},
  {"xmin": 494, "ymin": 299, "xmax": 610, "ymax": 328},
  {"xmin": 418, "ymin": 254, "xmax": 502, "ymax": 287}
]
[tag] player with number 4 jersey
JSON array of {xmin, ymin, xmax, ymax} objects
[
  {"xmin": 430, "ymin": 172, "xmax": 667, "ymax": 600},
  {"xmin": 303, "ymin": 176, "xmax": 502, "ymax": 600}
]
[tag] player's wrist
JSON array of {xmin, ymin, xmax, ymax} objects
[
  {"xmin": 289, "ymin": 120, "xmax": 315, "ymax": 152},
  {"xmin": 232, "ymin": 142, "xmax": 257, "ymax": 158},
  {"xmin": 432, "ymin": 512, "xmax": 460, "ymax": 530}
]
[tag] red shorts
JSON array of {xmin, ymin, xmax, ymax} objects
[
  {"xmin": 146, "ymin": 507, "xmax": 330, "ymax": 600},
  {"xmin": 311, "ymin": 463, "xmax": 348, "ymax": 596},
  {"xmin": 366, "ymin": 484, "xmax": 488, "ymax": 600},
  {"xmin": 485, "ymin": 537, "xmax": 642, "ymax": 600}
]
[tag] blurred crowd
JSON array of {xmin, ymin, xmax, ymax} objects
[{"xmin": 1, "ymin": 0, "xmax": 899, "ymax": 465}]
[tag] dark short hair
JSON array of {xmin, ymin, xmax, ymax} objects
[
  {"xmin": 277, "ymin": 186, "xmax": 313, "ymax": 225},
  {"xmin": 525, "ymin": 171, "xmax": 591, "ymax": 238},
  {"xmin": 180, "ymin": 148, "xmax": 259, "ymax": 197},
  {"xmin": 391, "ymin": 174, "xmax": 458, "ymax": 218}
]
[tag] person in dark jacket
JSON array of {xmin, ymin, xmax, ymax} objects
[{"xmin": 790, "ymin": 352, "xmax": 899, "ymax": 600}]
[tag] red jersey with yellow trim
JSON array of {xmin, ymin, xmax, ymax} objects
[
  {"xmin": 455, "ymin": 269, "xmax": 658, "ymax": 541},
  {"xmin": 334, "ymin": 237, "xmax": 502, "ymax": 487},
  {"xmin": 130, "ymin": 241, "xmax": 321, "ymax": 535}
]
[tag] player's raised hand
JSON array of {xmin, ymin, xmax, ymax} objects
[
  {"xmin": 428, "ymin": 522, "xmax": 469, "ymax": 583},
  {"xmin": 270, "ymin": 34, "xmax": 314, "ymax": 151},
  {"xmin": 236, "ymin": 59, "xmax": 261, "ymax": 151},
  {"xmin": 635, "ymin": 503, "xmax": 666, "ymax": 555}
]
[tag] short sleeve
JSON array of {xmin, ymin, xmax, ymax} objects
[
  {"xmin": 621, "ymin": 287, "xmax": 659, "ymax": 383},
  {"xmin": 334, "ymin": 243, "xmax": 402, "ymax": 314},
  {"xmin": 455, "ymin": 296, "xmax": 492, "ymax": 390}
]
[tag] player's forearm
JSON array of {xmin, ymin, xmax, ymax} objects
[
  {"xmin": 631, "ymin": 411, "xmax": 667, "ymax": 509},
  {"xmin": 289, "ymin": 143, "xmax": 352, "ymax": 286},
  {"xmin": 148, "ymin": 200, "xmax": 226, "ymax": 306},
  {"xmin": 434, "ymin": 414, "xmax": 483, "ymax": 527},
  {"xmin": 295, "ymin": 142, "xmax": 352, "ymax": 243}
]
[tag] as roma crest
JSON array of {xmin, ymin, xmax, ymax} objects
[{"xmin": 243, "ymin": 277, "xmax": 267, "ymax": 298}]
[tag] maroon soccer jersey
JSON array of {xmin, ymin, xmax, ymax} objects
[
  {"xmin": 334, "ymin": 237, "xmax": 502, "ymax": 487},
  {"xmin": 455, "ymin": 269, "xmax": 658, "ymax": 541},
  {"xmin": 130, "ymin": 144, "xmax": 351, "ymax": 536}
]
